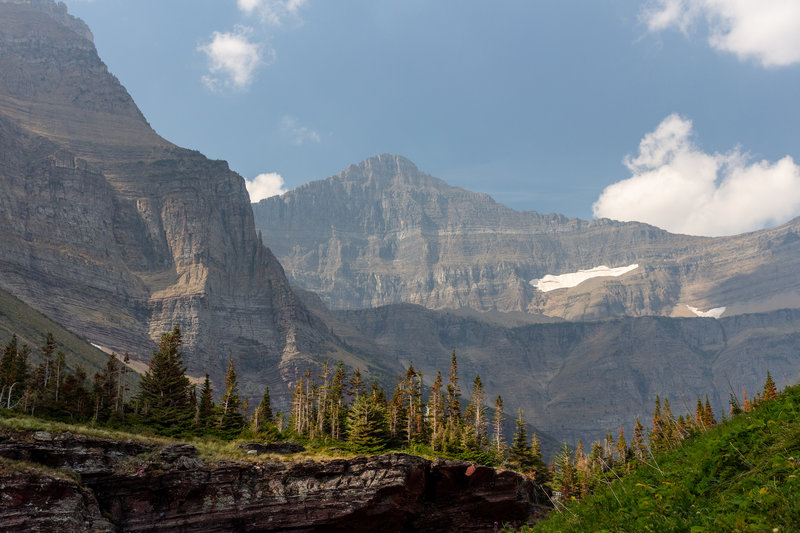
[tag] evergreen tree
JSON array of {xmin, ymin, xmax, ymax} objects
[
  {"xmin": 631, "ymin": 416, "xmax": 647, "ymax": 461},
  {"xmin": 703, "ymin": 395, "xmax": 716, "ymax": 427},
  {"xmin": 763, "ymin": 371, "xmax": 778, "ymax": 401},
  {"xmin": 649, "ymin": 396, "xmax": 667, "ymax": 453},
  {"xmin": 429, "ymin": 370, "xmax": 445, "ymax": 451},
  {"xmin": 552, "ymin": 441, "xmax": 578, "ymax": 500},
  {"xmin": 197, "ymin": 373, "xmax": 215, "ymax": 427},
  {"xmin": 219, "ymin": 357, "xmax": 244, "ymax": 431},
  {"xmin": 492, "ymin": 394, "xmax": 504, "ymax": 453},
  {"xmin": 347, "ymin": 392, "xmax": 390, "ymax": 453},
  {"xmin": 507, "ymin": 409, "xmax": 533, "ymax": 469},
  {"xmin": 349, "ymin": 368, "xmax": 365, "ymax": 400},
  {"xmin": 251, "ymin": 384, "xmax": 275, "ymax": 434},
  {"xmin": 616, "ymin": 425, "xmax": 629, "ymax": 465},
  {"xmin": 464, "ymin": 374, "xmax": 488, "ymax": 450},
  {"xmin": 136, "ymin": 327, "xmax": 193, "ymax": 430},
  {"xmin": 445, "ymin": 350, "xmax": 461, "ymax": 423}
]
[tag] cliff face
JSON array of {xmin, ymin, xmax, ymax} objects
[
  {"xmin": 0, "ymin": 0, "xmax": 348, "ymax": 403},
  {"xmin": 0, "ymin": 431, "xmax": 543, "ymax": 532},
  {"xmin": 253, "ymin": 154, "xmax": 800, "ymax": 321}
]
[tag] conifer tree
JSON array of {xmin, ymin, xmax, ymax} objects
[
  {"xmin": 429, "ymin": 370, "xmax": 445, "ymax": 451},
  {"xmin": 251, "ymin": 384, "xmax": 274, "ymax": 433},
  {"xmin": 616, "ymin": 425, "xmax": 629, "ymax": 465},
  {"xmin": 703, "ymin": 394, "xmax": 716, "ymax": 427},
  {"xmin": 328, "ymin": 362, "xmax": 347, "ymax": 440},
  {"xmin": 347, "ymin": 391, "xmax": 390, "ymax": 453},
  {"xmin": 649, "ymin": 395, "xmax": 667, "ymax": 453},
  {"xmin": 137, "ymin": 327, "xmax": 193, "ymax": 428},
  {"xmin": 552, "ymin": 441, "xmax": 577, "ymax": 500},
  {"xmin": 197, "ymin": 373, "xmax": 215, "ymax": 427},
  {"xmin": 464, "ymin": 374, "xmax": 488, "ymax": 449},
  {"xmin": 219, "ymin": 357, "xmax": 244, "ymax": 431},
  {"xmin": 631, "ymin": 416, "xmax": 647, "ymax": 461},
  {"xmin": 349, "ymin": 368, "xmax": 365, "ymax": 400},
  {"xmin": 763, "ymin": 371, "xmax": 778, "ymax": 401},
  {"xmin": 446, "ymin": 350, "xmax": 461, "ymax": 423},
  {"xmin": 492, "ymin": 394, "xmax": 504, "ymax": 453}
]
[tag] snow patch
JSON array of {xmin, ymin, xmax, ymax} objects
[
  {"xmin": 530, "ymin": 264, "xmax": 639, "ymax": 292},
  {"xmin": 686, "ymin": 305, "xmax": 726, "ymax": 319}
]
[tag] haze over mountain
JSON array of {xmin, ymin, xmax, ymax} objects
[{"xmin": 253, "ymin": 154, "xmax": 800, "ymax": 321}]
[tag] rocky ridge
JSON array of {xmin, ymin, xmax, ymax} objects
[
  {"xmin": 254, "ymin": 154, "xmax": 800, "ymax": 321},
  {"xmin": 0, "ymin": 430, "xmax": 544, "ymax": 532}
]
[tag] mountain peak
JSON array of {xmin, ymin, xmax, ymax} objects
[{"xmin": 0, "ymin": 0, "xmax": 93, "ymax": 42}]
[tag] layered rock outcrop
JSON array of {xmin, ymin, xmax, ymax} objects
[
  {"xmin": 253, "ymin": 154, "xmax": 800, "ymax": 320},
  {"xmin": 0, "ymin": 431, "xmax": 544, "ymax": 532}
]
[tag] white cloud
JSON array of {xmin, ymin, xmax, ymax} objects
[
  {"xmin": 198, "ymin": 26, "xmax": 269, "ymax": 91},
  {"xmin": 245, "ymin": 172, "xmax": 287, "ymax": 202},
  {"xmin": 593, "ymin": 114, "xmax": 800, "ymax": 236},
  {"xmin": 281, "ymin": 115, "xmax": 321, "ymax": 145},
  {"xmin": 642, "ymin": 0, "xmax": 800, "ymax": 67},
  {"xmin": 237, "ymin": 0, "xmax": 307, "ymax": 26}
]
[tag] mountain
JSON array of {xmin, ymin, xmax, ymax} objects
[
  {"xmin": 253, "ymin": 154, "xmax": 800, "ymax": 321},
  {"xmin": 0, "ymin": 0, "xmax": 368, "ymax": 406},
  {"xmin": 329, "ymin": 303, "xmax": 800, "ymax": 444}
]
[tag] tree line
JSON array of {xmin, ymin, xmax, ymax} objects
[{"xmin": 0, "ymin": 327, "xmax": 780, "ymax": 498}]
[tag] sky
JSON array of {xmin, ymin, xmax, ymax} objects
[{"xmin": 61, "ymin": 0, "xmax": 800, "ymax": 237}]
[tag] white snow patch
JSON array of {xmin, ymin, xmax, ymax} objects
[
  {"xmin": 530, "ymin": 264, "xmax": 639, "ymax": 292},
  {"xmin": 91, "ymin": 342, "xmax": 113, "ymax": 354},
  {"xmin": 686, "ymin": 305, "xmax": 726, "ymax": 319}
]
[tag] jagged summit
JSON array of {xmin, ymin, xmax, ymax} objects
[{"xmin": 254, "ymin": 155, "xmax": 800, "ymax": 318}]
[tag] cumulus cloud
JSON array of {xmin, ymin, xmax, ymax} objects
[
  {"xmin": 245, "ymin": 172, "xmax": 287, "ymax": 202},
  {"xmin": 237, "ymin": 0, "xmax": 307, "ymax": 26},
  {"xmin": 198, "ymin": 26, "xmax": 270, "ymax": 91},
  {"xmin": 642, "ymin": 0, "xmax": 800, "ymax": 67},
  {"xmin": 593, "ymin": 114, "xmax": 800, "ymax": 236},
  {"xmin": 281, "ymin": 115, "xmax": 321, "ymax": 145}
]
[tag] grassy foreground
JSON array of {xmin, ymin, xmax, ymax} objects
[{"xmin": 524, "ymin": 384, "xmax": 800, "ymax": 532}]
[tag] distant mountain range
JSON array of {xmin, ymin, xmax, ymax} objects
[
  {"xmin": 2, "ymin": 0, "xmax": 799, "ymax": 445},
  {"xmin": 253, "ymin": 154, "xmax": 800, "ymax": 321}
]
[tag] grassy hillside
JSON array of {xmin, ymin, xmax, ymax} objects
[
  {"xmin": 0, "ymin": 286, "xmax": 139, "ymax": 385},
  {"xmin": 528, "ymin": 384, "xmax": 800, "ymax": 532}
]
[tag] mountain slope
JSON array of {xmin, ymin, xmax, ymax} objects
[
  {"xmin": 532, "ymin": 383, "xmax": 800, "ymax": 531},
  {"xmin": 335, "ymin": 303, "xmax": 800, "ymax": 444},
  {"xmin": 253, "ymin": 154, "xmax": 800, "ymax": 321},
  {"xmin": 0, "ymin": 0, "xmax": 368, "ymax": 406}
]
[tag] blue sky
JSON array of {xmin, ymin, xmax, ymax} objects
[{"xmin": 62, "ymin": 0, "xmax": 800, "ymax": 236}]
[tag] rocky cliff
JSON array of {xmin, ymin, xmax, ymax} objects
[
  {"xmin": 0, "ymin": 0, "xmax": 360, "ymax": 404},
  {"xmin": 0, "ymin": 430, "xmax": 544, "ymax": 532},
  {"xmin": 253, "ymin": 154, "xmax": 800, "ymax": 321}
]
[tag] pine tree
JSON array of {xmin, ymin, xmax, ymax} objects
[
  {"xmin": 464, "ymin": 374, "xmax": 488, "ymax": 450},
  {"xmin": 492, "ymin": 394, "xmax": 504, "ymax": 453},
  {"xmin": 251, "ymin": 384, "xmax": 275, "ymax": 434},
  {"xmin": 616, "ymin": 425, "xmax": 629, "ymax": 465},
  {"xmin": 703, "ymin": 395, "xmax": 716, "ymax": 428},
  {"xmin": 197, "ymin": 373, "xmax": 215, "ymax": 427},
  {"xmin": 631, "ymin": 416, "xmax": 647, "ymax": 461},
  {"xmin": 763, "ymin": 371, "xmax": 778, "ymax": 401},
  {"xmin": 136, "ymin": 327, "xmax": 193, "ymax": 429},
  {"xmin": 507, "ymin": 408, "xmax": 540, "ymax": 473},
  {"xmin": 446, "ymin": 350, "xmax": 461, "ymax": 423},
  {"xmin": 429, "ymin": 370, "xmax": 445, "ymax": 451},
  {"xmin": 347, "ymin": 392, "xmax": 390, "ymax": 453},
  {"xmin": 552, "ymin": 441, "xmax": 577, "ymax": 500},
  {"xmin": 219, "ymin": 357, "xmax": 244, "ymax": 431},
  {"xmin": 349, "ymin": 368, "xmax": 365, "ymax": 400},
  {"xmin": 649, "ymin": 396, "xmax": 667, "ymax": 453}
]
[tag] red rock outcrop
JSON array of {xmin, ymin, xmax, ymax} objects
[{"xmin": 0, "ymin": 431, "xmax": 545, "ymax": 532}]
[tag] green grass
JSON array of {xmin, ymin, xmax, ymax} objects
[
  {"xmin": 0, "ymin": 286, "xmax": 139, "ymax": 388},
  {"xmin": 523, "ymin": 385, "xmax": 800, "ymax": 532}
]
